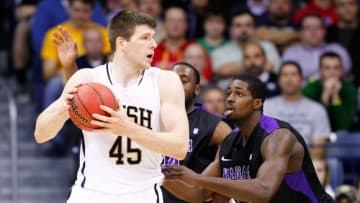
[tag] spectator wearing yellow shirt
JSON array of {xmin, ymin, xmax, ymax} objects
[{"xmin": 41, "ymin": 0, "xmax": 110, "ymax": 81}]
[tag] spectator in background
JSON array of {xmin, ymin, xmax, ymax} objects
[
  {"xmin": 293, "ymin": 0, "xmax": 339, "ymax": 26},
  {"xmin": 327, "ymin": 0, "xmax": 360, "ymax": 87},
  {"xmin": 303, "ymin": 52, "xmax": 357, "ymax": 132},
  {"xmin": 31, "ymin": 0, "xmax": 106, "ymax": 113},
  {"xmin": 242, "ymin": 41, "xmax": 280, "ymax": 97},
  {"xmin": 211, "ymin": 11, "xmax": 280, "ymax": 89},
  {"xmin": 103, "ymin": 0, "xmax": 121, "ymax": 23},
  {"xmin": 183, "ymin": 43, "xmax": 212, "ymax": 85},
  {"xmin": 119, "ymin": 0, "xmax": 138, "ymax": 11},
  {"xmin": 282, "ymin": 13, "xmax": 351, "ymax": 81},
  {"xmin": 256, "ymin": 0, "xmax": 300, "ymax": 53},
  {"xmin": 335, "ymin": 185, "xmax": 358, "ymax": 203},
  {"xmin": 312, "ymin": 156, "xmax": 335, "ymax": 198},
  {"xmin": 197, "ymin": 9, "xmax": 228, "ymax": 53},
  {"xmin": 41, "ymin": 0, "xmax": 110, "ymax": 82},
  {"xmin": 326, "ymin": 0, "xmax": 359, "ymax": 54},
  {"xmin": 201, "ymin": 86, "xmax": 226, "ymax": 117},
  {"xmin": 102, "ymin": 0, "xmax": 139, "ymax": 23},
  {"xmin": 231, "ymin": 0, "xmax": 269, "ymax": 25},
  {"xmin": 12, "ymin": 0, "xmax": 37, "ymax": 97},
  {"xmin": 76, "ymin": 28, "xmax": 108, "ymax": 69},
  {"xmin": 355, "ymin": 176, "xmax": 360, "ymax": 201},
  {"xmin": 187, "ymin": 0, "xmax": 209, "ymax": 38},
  {"xmin": 32, "ymin": 0, "xmax": 106, "ymax": 56},
  {"xmin": 138, "ymin": 0, "xmax": 165, "ymax": 42},
  {"xmin": 0, "ymin": 0, "xmax": 15, "ymax": 75},
  {"xmin": 264, "ymin": 61, "xmax": 331, "ymax": 157},
  {"xmin": 151, "ymin": 6, "xmax": 194, "ymax": 70}
]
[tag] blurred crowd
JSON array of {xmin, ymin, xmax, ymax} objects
[{"xmin": 1, "ymin": 0, "xmax": 360, "ymax": 202}]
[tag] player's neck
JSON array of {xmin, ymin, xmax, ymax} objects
[
  {"xmin": 186, "ymin": 103, "xmax": 196, "ymax": 114},
  {"xmin": 111, "ymin": 57, "xmax": 145, "ymax": 87},
  {"xmin": 237, "ymin": 112, "xmax": 261, "ymax": 140}
]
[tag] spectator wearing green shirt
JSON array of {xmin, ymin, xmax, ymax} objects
[
  {"xmin": 197, "ymin": 10, "xmax": 228, "ymax": 53},
  {"xmin": 303, "ymin": 51, "xmax": 357, "ymax": 131}
]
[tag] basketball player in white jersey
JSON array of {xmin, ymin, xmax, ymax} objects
[{"xmin": 34, "ymin": 10, "xmax": 189, "ymax": 203}]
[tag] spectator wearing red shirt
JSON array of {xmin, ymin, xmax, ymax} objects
[
  {"xmin": 293, "ymin": 0, "xmax": 339, "ymax": 26},
  {"xmin": 183, "ymin": 43, "xmax": 213, "ymax": 85},
  {"xmin": 151, "ymin": 6, "xmax": 194, "ymax": 70}
]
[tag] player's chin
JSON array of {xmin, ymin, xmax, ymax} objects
[
  {"xmin": 144, "ymin": 57, "xmax": 153, "ymax": 66},
  {"xmin": 141, "ymin": 61, "xmax": 150, "ymax": 68},
  {"xmin": 224, "ymin": 109, "xmax": 234, "ymax": 117},
  {"xmin": 225, "ymin": 112, "xmax": 238, "ymax": 121}
]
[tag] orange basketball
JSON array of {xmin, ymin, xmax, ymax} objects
[{"xmin": 68, "ymin": 82, "xmax": 118, "ymax": 131}]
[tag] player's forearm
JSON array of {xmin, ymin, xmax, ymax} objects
[
  {"xmin": 34, "ymin": 99, "xmax": 69, "ymax": 143},
  {"xmin": 162, "ymin": 181, "xmax": 206, "ymax": 203},
  {"xmin": 195, "ymin": 176, "xmax": 271, "ymax": 203},
  {"xmin": 64, "ymin": 63, "xmax": 78, "ymax": 82},
  {"xmin": 129, "ymin": 127, "xmax": 188, "ymax": 160}
]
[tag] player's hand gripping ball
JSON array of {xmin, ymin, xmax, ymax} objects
[{"xmin": 68, "ymin": 82, "xmax": 118, "ymax": 131}]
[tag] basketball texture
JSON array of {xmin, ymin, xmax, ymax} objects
[{"xmin": 68, "ymin": 82, "xmax": 118, "ymax": 131}]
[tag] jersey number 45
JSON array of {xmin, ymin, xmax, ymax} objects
[{"xmin": 109, "ymin": 137, "xmax": 142, "ymax": 165}]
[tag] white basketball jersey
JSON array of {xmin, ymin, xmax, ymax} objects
[{"xmin": 73, "ymin": 63, "xmax": 163, "ymax": 195}]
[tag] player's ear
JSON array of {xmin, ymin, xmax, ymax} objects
[
  {"xmin": 194, "ymin": 84, "xmax": 201, "ymax": 96},
  {"xmin": 252, "ymin": 98, "xmax": 262, "ymax": 111},
  {"xmin": 115, "ymin": 36, "xmax": 127, "ymax": 50}
]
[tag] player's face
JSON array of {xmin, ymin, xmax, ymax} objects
[
  {"xmin": 279, "ymin": 64, "xmax": 303, "ymax": 96},
  {"xmin": 173, "ymin": 65, "xmax": 199, "ymax": 108},
  {"xmin": 225, "ymin": 80, "xmax": 255, "ymax": 121},
  {"xmin": 124, "ymin": 25, "xmax": 157, "ymax": 68}
]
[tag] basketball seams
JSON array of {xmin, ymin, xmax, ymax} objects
[
  {"xmin": 87, "ymin": 83, "xmax": 118, "ymax": 111},
  {"xmin": 85, "ymin": 83, "xmax": 105, "ymax": 106},
  {"xmin": 68, "ymin": 82, "xmax": 117, "ymax": 130},
  {"xmin": 70, "ymin": 95, "xmax": 97, "ymax": 129},
  {"xmin": 70, "ymin": 114, "xmax": 93, "ymax": 130},
  {"xmin": 75, "ymin": 92, "xmax": 94, "ymax": 120}
]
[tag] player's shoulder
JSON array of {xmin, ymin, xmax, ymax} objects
[
  {"xmin": 156, "ymin": 67, "xmax": 175, "ymax": 75},
  {"xmin": 262, "ymin": 127, "xmax": 297, "ymax": 151},
  {"xmin": 69, "ymin": 68, "xmax": 96, "ymax": 83},
  {"xmin": 156, "ymin": 68, "xmax": 181, "ymax": 82}
]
